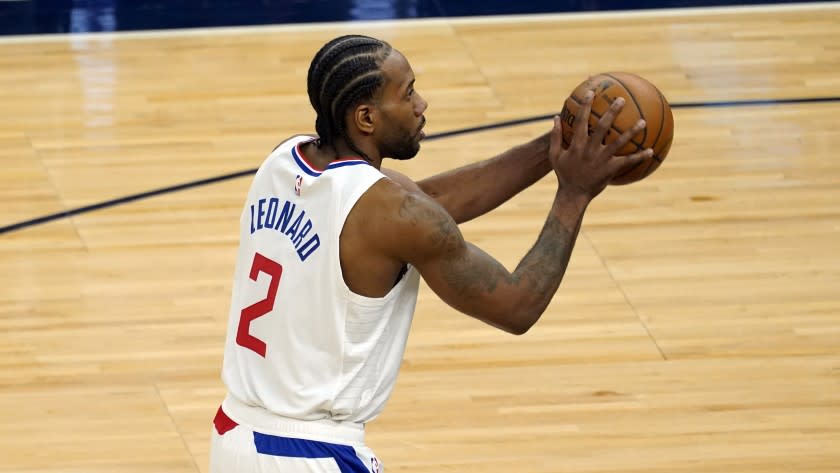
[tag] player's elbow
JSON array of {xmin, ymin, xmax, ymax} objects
[
  {"xmin": 499, "ymin": 317, "xmax": 537, "ymax": 335},
  {"xmin": 506, "ymin": 322, "xmax": 532, "ymax": 336},
  {"xmin": 460, "ymin": 279, "xmax": 552, "ymax": 336},
  {"xmin": 496, "ymin": 306, "xmax": 543, "ymax": 335}
]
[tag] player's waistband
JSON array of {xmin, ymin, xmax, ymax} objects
[{"xmin": 221, "ymin": 394, "xmax": 365, "ymax": 446}]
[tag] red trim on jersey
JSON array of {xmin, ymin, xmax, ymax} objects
[
  {"xmin": 295, "ymin": 142, "xmax": 369, "ymax": 171},
  {"xmin": 332, "ymin": 156, "xmax": 367, "ymax": 163},
  {"xmin": 295, "ymin": 142, "xmax": 324, "ymax": 172},
  {"xmin": 213, "ymin": 405, "xmax": 239, "ymax": 435}
]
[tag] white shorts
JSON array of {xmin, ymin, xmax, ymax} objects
[{"xmin": 209, "ymin": 403, "xmax": 382, "ymax": 473}]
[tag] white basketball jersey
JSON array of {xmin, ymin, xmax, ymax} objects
[{"xmin": 221, "ymin": 135, "xmax": 420, "ymax": 425}]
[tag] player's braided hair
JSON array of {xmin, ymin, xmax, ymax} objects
[{"xmin": 307, "ymin": 35, "xmax": 392, "ymax": 161}]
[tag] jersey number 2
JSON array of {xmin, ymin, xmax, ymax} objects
[{"xmin": 236, "ymin": 252, "xmax": 283, "ymax": 357}]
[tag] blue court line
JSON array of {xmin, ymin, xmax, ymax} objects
[{"xmin": 2, "ymin": 96, "xmax": 839, "ymax": 235}]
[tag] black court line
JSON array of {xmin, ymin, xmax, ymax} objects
[
  {"xmin": 2, "ymin": 95, "xmax": 839, "ymax": 235},
  {"xmin": 0, "ymin": 169, "xmax": 256, "ymax": 234}
]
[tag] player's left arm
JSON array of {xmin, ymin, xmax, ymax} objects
[{"xmin": 383, "ymin": 132, "xmax": 552, "ymax": 224}]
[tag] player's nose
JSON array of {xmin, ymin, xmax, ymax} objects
[{"xmin": 415, "ymin": 92, "xmax": 428, "ymax": 116}]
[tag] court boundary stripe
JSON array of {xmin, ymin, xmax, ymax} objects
[
  {"xmin": 0, "ymin": 2, "xmax": 837, "ymax": 44},
  {"xmin": 2, "ymin": 95, "xmax": 838, "ymax": 235}
]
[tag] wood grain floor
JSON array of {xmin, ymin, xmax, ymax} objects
[{"xmin": 1, "ymin": 4, "xmax": 839, "ymax": 472}]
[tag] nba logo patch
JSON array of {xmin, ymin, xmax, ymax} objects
[
  {"xmin": 370, "ymin": 456, "xmax": 381, "ymax": 473},
  {"xmin": 294, "ymin": 175, "xmax": 303, "ymax": 196}
]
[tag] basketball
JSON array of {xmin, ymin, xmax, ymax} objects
[{"xmin": 559, "ymin": 72, "xmax": 674, "ymax": 185}]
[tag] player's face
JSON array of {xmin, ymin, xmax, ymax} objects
[{"xmin": 375, "ymin": 50, "xmax": 428, "ymax": 161}]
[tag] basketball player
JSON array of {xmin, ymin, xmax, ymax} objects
[{"xmin": 210, "ymin": 34, "xmax": 651, "ymax": 472}]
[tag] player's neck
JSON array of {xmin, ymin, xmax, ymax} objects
[{"xmin": 332, "ymin": 138, "xmax": 383, "ymax": 169}]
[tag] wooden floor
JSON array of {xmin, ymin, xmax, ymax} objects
[{"xmin": 2, "ymin": 3, "xmax": 840, "ymax": 472}]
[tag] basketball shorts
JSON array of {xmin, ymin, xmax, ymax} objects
[{"xmin": 209, "ymin": 403, "xmax": 382, "ymax": 473}]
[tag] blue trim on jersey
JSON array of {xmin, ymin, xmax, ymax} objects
[
  {"xmin": 253, "ymin": 432, "xmax": 370, "ymax": 473},
  {"xmin": 326, "ymin": 160, "xmax": 370, "ymax": 170},
  {"xmin": 291, "ymin": 145, "xmax": 370, "ymax": 176},
  {"xmin": 291, "ymin": 146, "xmax": 322, "ymax": 177}
]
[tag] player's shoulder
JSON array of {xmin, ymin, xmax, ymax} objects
[
  {"xmin": 366, "ymin": 169, "xmax": 455, "ymax": 232},
  {"xmin": 358, "ymin": 175, "xmax": 460, "ymax": 260},
  {"xmin": 363, "ymin": 170, "xmax": 428, "ymax": 209},
  {"xmin": 380, "ymin": 168, "xmax": 422, "ymax": 194}
]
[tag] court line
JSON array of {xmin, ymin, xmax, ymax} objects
[{"xmin": 1, "ymin": 95, "xmax": 839, "ymax": 235}]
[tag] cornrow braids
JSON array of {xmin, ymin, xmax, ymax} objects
[{"xmin": 306, "ymin": 35, "xmax": 392, "ymax": 161}]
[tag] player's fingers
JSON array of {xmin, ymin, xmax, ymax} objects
[
  {"xmin": 591, "ymin": 97, "xmax": 625, "ymax": 147},
  {"xmin": 572, "ymin": 89, "xmax": 595, "ymax": 145},
  {"xmin": 610, "ymin": 148, "xmax": 653, "ymax": 176},
  {"xmin": 606, "ymin": 118, "xmax": 646, "ymax": 156},
  {"xmin": 549, "ymin": 115, "xmax": 563, "ymax": 154}
]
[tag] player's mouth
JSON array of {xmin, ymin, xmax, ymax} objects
[{"xmin": 418, "ymin": 118, "xmax": 426, "ymax": 140}]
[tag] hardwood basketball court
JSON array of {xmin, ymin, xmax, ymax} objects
[{"xmin": 1, "ymin": 3, "xmax": 839, "ymax": 472}]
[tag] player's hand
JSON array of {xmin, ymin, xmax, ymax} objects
[{"xmin": 548, "ymin": 90, "xmax": 653, "ymax": 201}]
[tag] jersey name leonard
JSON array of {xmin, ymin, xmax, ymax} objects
[{"xmin": 249, "ymin": 197, "xmax": 321, "ymax": 262}]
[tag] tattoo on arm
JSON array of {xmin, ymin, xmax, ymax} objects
[
  {"xmin": 444, "ymin": 246, "xmax": 505, "ymax": 293},
  {"xmin": 399, "ymin": 192, "xmax": 504, "ymax": 292},
  {"xmin": 398, "ymin": 192, "xmax": 458, "ymax": 248},
  {"xmin": 512, "ymin": 214, "xmax": 581, "ymax": 295},
  {"xmin": 442, "ymin": 208, "xmax": 581, "ymax": 299},
  {"xmin": 401, "ymin": 190, "xmax": 583, "ymax": 314}
]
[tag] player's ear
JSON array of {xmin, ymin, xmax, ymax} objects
[{"xmin": 352, "ymin": 104, "xmax": 376, "ymax": 136}]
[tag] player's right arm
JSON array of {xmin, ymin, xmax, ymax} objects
[{"xmin": 387, "ymin": 91, "xmax": 651, "ymax": 334}]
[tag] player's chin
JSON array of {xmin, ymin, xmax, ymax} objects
[
  {"xmin": 406, "ymin": 143, "xmax": 421, "ymax": 159},
  {"xmin": 390, "ymin": 143, "xmax": 421, "ymax": 161},
  {"xmin": 409, "ymin": 141, "xmax": 422, "ymax": 158}
]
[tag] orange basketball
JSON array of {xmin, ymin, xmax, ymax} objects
[{"xmin": 559, "ymin": 72, "xmax": 674, "ymax": 185}]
